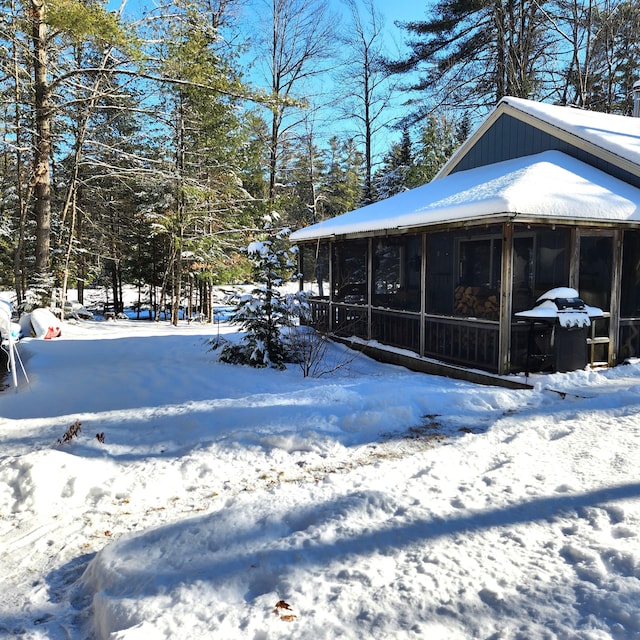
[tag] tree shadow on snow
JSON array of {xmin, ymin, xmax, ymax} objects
[
  {"xmin": 3, "ymin": 551, "xmax": 96, "ymax": 640},
  {"xmin": 58, "ymin": 481, "xmax": 640, "ymax": 636}
]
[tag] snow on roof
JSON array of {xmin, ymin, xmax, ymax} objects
[
  {"xmin": 502, "ymin": 97, "xmax": 640, "ymax": 168},
  {"xmin": 290, "ymin": 150, "xmax": 640, "ymax": 241}
]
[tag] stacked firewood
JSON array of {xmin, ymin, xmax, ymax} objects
[{"xmin": 454, "ymin": 286, "xmax": 500, "ymax": 319}]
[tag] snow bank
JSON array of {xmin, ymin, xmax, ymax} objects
[
  {"xmin": 0, "ymin": 449, "xmax": 120, "ymax": 517},
  {"xmin": 1, "ymin": 315, "xmax": 639, "ymax": 639}
]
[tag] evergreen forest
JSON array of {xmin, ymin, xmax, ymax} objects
[{"xmin": 1, "ymin": 0, "xmax": 638, "ymax": 320}]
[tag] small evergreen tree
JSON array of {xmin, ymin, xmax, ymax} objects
[{"xmin": 219, "ymin": 215, "xmax": 302, "ymax": 369}]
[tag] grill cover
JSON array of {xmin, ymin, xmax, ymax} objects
[{"xmin": 515, "ymin": 287, "xmax": 603, "ymax": 328}]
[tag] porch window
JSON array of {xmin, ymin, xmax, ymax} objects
[{"xmin": 372, "ymin": 235, "xmax": 421, "ymax": 311}]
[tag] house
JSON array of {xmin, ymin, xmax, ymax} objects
[{"xmin": 290, "ymin": 96, "xmax": 640, "ymax": 385}]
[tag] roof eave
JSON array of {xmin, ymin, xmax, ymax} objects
[
  {"xmin": 292, "ymin": 213, "xmax": 516, "ymax": 243},
  {"xmin": 291, "ymin": 211, "xmax": 640, "ymax": 243}
]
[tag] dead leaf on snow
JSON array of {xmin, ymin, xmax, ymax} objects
[
  {"xmin": 273, "ymin": 600, "xmax": 297, "ymax": 619},
  {"xmin": 279, "ymin": 614, "xmax": 297, "ymax": 622}
]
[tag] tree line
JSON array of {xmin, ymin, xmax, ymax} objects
[{"xmin": 0, "ymin": 0, "xmax": 638, "ymax": 321}]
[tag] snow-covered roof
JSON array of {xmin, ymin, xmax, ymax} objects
[{"xmin": 290, "ymin": 150, "xmax": 640, "ymax": 241}]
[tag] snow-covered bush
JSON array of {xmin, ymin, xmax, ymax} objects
[{"xmin": 219, "ymin": 216, "xmax": 308, "ymax": 369}]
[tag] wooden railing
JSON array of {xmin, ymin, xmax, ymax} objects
[
  {"xmin": 306, "ymin": 298, "xmax": 331, "ymax": 332},
  {"xmin": 371, "ymin": 309, "xmax": 420, "ymax": 353},
  {"xmin": 332, "ymin": 304, "xmax": 368, "ymax": 339},
  {"xmin": 306, "ymin": 298, "xmax": 500, "ymax": 372},
  {"xmin": 305, "ymin": 303, "xmax": 640, "ymax": 373},
  {"xmin": 423, "ymin": 315, "xmax": 499, "ymax": 371}
]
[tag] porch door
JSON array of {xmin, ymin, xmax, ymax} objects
[{"xmin": 577, "ymin": 232, "xmax": 617, "ymax": 366}]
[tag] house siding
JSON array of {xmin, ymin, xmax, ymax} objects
[{"xmin": 451, "ymin": 114, "xmax": 640, "ymax": 189}]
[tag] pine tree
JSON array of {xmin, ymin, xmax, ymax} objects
[
  {"xmin": 373, "ymin": 115, "xmax": 464, "ymax": 200},
  {"xmin": 388, "ymin": 0, "xmax": 554, "ymax": 117},
  {"xmin": 322, "ymin": 137, "xmax": 365, "ymax": 218},
  {"xmin": 26, "ymin": 0, "xmax": 132, "ymax": 288},
  {"xmin": 409, "ymin": 115, "xmax": 462, "ymax": 187},
  {"xmin": 373, "ymin": 127, "xmax": 413, "ymax": 200},
  {"xmin": 141, "ymin": 0, "xmax": 260, "ymax": 323},
  {"xmin": 220, "ymin": 215, "xmax": 303, "ymax": 369}
]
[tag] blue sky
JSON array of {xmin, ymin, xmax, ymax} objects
[
  {"xmin": 108, "ymin": 0, "xmax": 434, "ymax": 158},
  {"xmin": 110, "ymin": 0, "xmax": 431, "ymax": 55},
  {"xmin": 383, "ymin": 0, "xmax": 431, "ymax": 30}
]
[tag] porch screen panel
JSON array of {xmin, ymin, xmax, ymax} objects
[
  {"xmin": 301, "ymin": 243, "xmax": 330, "ymax": 298},
  {"xmin": 619, "ymin": 231, "xmax": 640, "ymax": 360},
  {"xmin": 333, "ymin": 240, "xmax": 368, "ymax": 304},
  {"xmin": 579, "ymin": 236, "xmax": 612, "ymax": 310},
  {"xmin": 373, "ymin": 235, "xmax": 421, "ymax": 311},
  {"xmin": 512, "ymin": 236, "xmax": 534, "ymax": 312},
  {"xmin": 535, "ymin": 228, "xmax": 570, "ymax": 299},
  {"xmin": 426, "ymin": 232, "xmax": 455, "ymax": 315},
  {"xmin": 621, "ymin": 231, "xmax": 640, "ymax": 317},
  {"xmin": 454, "ymin": 233, "xmax": 502, "ymax": 320}
]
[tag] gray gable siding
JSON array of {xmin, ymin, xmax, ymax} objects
[{"xmin": 449, "ymin": 113, "xmax": 640, "ymax": 189}]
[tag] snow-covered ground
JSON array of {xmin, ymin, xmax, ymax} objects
[{"xmin": 1, "ymin": 311, "xmax": 639, "ymax": 639}]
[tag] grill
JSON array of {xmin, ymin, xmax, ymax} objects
[{"xmin": 515, "ymin": 287, "xmax": 603, "ymax": 373}]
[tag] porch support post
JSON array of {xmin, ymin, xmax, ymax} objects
[
  {"xmin": 367, "ymin": 237, "xmax": 373, "ymax": 340},
  {"xmin": 609, "ymin": 229, "xmax": 623, "ymax": 366},
  {"xmin": 420, "ymin": 232, "xmax": 427, "ymax": 357},
  {"xmin": 569, "ymin": 228, "xmax": 580, "ymax": 289},
  {"xmin": 328, "ymin": 241, "xmax": 334, "ymax": 334},
  {"xmin": 498, "ymin": 222, "xmax": 514, "ymax": 375}
]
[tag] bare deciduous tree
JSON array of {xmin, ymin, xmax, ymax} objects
[
  {"xmin": 335, "ymin": 0, "xmax": 397, "ymax": 205},
  {"xmin": 251, "ymin": 0, "xmax": 337, "ymax": 203}
]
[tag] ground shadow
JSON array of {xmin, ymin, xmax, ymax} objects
[{"xmin": 51, "ymin": 481, "xmax": 640, "ymax": 637}]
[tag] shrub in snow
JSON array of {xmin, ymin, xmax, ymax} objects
[
  {"xmin": 285, "ymin": 324, "xmax": 328, "ymax": 377},
  {"xmin": 285, "ymin": 323, "xmax": 362, "ymax": 378},
  {"xmin": 56, "ymin": 420, "xmax": 82, "ymax": 445},
  {"xmin": 219, "ymin": 217, "xmax": 308, "ymax": 369}
]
